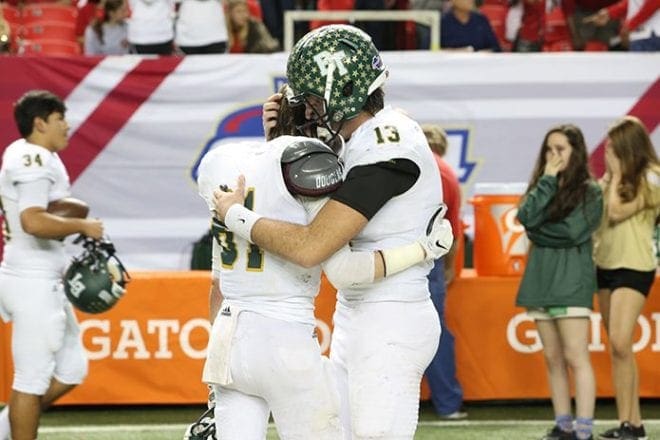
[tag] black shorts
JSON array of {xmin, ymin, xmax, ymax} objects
[{"xmin": 596, "ymin": 267, "xmax": 656, "ymax": 297}]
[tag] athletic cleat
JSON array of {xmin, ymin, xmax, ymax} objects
[
  {"xmin": 540, "ymin": 425, "xmax": 574, "ymax": 440},
  {"xmin": 598, "ymin": 422, "xmax": 646, "ymax": 440}
]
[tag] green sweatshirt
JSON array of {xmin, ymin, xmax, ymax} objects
[{"xmin": 515, "ymin": 175, "xmax": 603, "ymax": 309}]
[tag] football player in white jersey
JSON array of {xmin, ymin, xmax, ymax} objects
[
  {"xmin": 196, "ymin": 132, "xmax": 452, "ymax": 440},
  {"xmin": 213, "ymin": 25, "xmax": 444, "ymax": 440},
  {"xmin": 0, "ymin": 90, "xmax": 104, "ymax": 440}
]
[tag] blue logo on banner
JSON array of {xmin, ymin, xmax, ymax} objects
[
  {"xmin": 190, "ymin": 77, "xmax": 287, "ymax": 182},
  {"xmin": 445, "ymin": 128, "xmax": 477, "ymax": 185}
]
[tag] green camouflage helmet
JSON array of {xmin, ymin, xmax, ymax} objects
[{"xmin": 286, "ymin": 25, "xmax": 389, "ymax": 123}]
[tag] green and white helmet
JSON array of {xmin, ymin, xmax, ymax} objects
[{"xmin": 286, "ymin": 25, "xmax": 388, "ymax": 125}]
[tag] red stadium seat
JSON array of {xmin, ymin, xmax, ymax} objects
[
  {"xmin": 20, "ymin": 38, "xmax": 81, "ymax": 56},
  {"xmin": 22, "ymin": 4, "xmax": 78, "ymax": 26},
  {"xmin": 20, "ymin": 21, "xmax": 77, "ymax": 42},
  {"xmin": 584, "ymin": 40, "xmax": 608, "ymax": 51},
  {"xmin": 479, "ymin": 4, "xmax": 510, "ymax": 51},
  {"xmin": 544, "ymin": 6, "xmax": 571, "ymax": 44},
  {"xmin": 1, "ymin": 3, "xmax": 21, "ymax": 26},
  {"xmin": 543, "ymin": 39, "xmax": 573, "ymax": 51},
  {"xmin": 310, "ymin": 0, "xmax": 355, "ymax": 30},
  {"xmin": 542, "ymin": 6, "xmax": 572, "ymax": 51},
  {"xmin": 482, "ymin": 0, "xmax": 509, "ymax": 6}
]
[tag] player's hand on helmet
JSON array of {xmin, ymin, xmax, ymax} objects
[
  {"xmin": 418, "ymin": 205, "xmax": 453, "ymax": 260},
  {"xmin": 80, "ymin": 218, "xmax": 104, "ymax": 240},
  {"xmin": 262, "ymin": 92, "xmax": 282, "ymax": 141},
  {"xmin": 213, "ymin": 176, "xmax": 247, "ymax": 222}
]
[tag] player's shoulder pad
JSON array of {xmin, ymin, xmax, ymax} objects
[{"xmin": 281, "ymin": 138, "xmax": 344, "ymax": 197}]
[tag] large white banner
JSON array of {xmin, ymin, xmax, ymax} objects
[{"xmin": 0, "ymin": 53, "xmax": 658, "ymax": 269}]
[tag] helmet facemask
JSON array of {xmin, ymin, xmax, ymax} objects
[{"xmin": 283, "ymin": 86, "xmax": 346, "ymax": 155}]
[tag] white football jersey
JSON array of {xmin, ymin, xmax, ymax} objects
[
  {"xmin": 197, "ymin": 136, "xmax": 322, "ymax": 325},
  {"xmin": 339, "ymin": 107, "xmax": 442, "ymax": 302},
  {"xmin": 0, "ymin": 139, "xmax": 71, "ymax": 277}
]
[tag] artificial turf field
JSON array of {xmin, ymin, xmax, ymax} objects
[{"xmin": 18, "ymin": 399, "xmax": 660, "ymax": 439}]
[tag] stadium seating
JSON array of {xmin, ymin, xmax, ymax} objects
[
  {"xmin": 1, "ymin": 3, "xmax": 20, "ymax": 26},
  {"xmin": 480, "ymin": 4, "xmax": 511, "ymax": 51},
  {"xmin": 20, "ymin": 21, "xmax": 77, "ymax": 42},
  {"xmin": 22, "ymin": 4, "xmax": 78, "ymax": 26},
  {"xmin": 20, "ymin": 38, "xmax": 81, "ymax": 55},
  {"xmin": 543, "ymin": 6, "xmax": 573, "ymax": 51}
]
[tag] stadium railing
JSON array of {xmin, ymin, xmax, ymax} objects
[{"xmin": 282, "ymin": 9, "xmax": 441, "ymax": 52}]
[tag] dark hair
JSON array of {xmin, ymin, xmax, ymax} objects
[
  {"xmin": 362, "ymin": 87, "xmax": 384, "ymax": 116},
  {"xmin": 526, "ymin": 124, "xmax": 593, "ymax": 222},
  {"xmin": 13, "ymin": 90, "xmax": 66, "ymax": 138},
  {"xmin": 93, "ymin": 0, "xmax": 125, "ymax": 45},
  {"xmin": 607, "ymin": 116, "xmax": 659, "ymax": 203},
  {"xmin": 267, "ymin": 84, "xmax": 306, "ymax": 140}
]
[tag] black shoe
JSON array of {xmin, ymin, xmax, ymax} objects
[
  {"xmin": 541, "ymin": 425, "xmax": 574, "ymax": 440},
  {"xmin": 599, "ymin": 422, "xmax": 647, "ymax": 440}
]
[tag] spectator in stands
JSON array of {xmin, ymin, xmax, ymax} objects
[
  {"xmin": 411, "ymin": 0, "xmax": 442, "ymax": 49},
  {"xmin": 175, "ymin": 0, "xmax": 229, "ymax": 54},
  {"xmin": 227, "ymin": 0, "xmax": 280, "ymax": 53},
  {"xmin": 421, "ymin": 124, "xmax": 467, "ymax": 420},
  {"xmin": 84, "ymin": 0, "xmax": 130, "ymax": 55},
  {"xmin": 259, "ymin": 0, "xmax": 295, "ymax": 47},
  {"xmin": 516, "ymin": 124, "xmax": 602, "ymax": 440},
  {"xmin": 584, "ymin": 0, "xmax": 660, "ymax": 51},
  {"xmin": 593, "ymin": 116, "xmax": 659, "ymax": 440},
  {"xmin": 513, "ymin": 0, "xmax": 545, "ymax": 51},
  {"xmin": 0, "ymin": 10, "xmax": 9, "ymax": 53},
  {"xmin": 563, "ymin": 0, "xmax": 620, "ymax": 50},
  {"xmin": 441, "ymin": 0, "xmax": 502, "ymax": 51},
  {"xmin": 127, "ymin": 0, "xmax": 176, "ymax": 55},
  {"xmin": 355, "ymin": 0, "xmax": 414, "ymax": 50},
  {"xmin": 76, "ymin": 0, "xmax": 103, "ymax": 48}
]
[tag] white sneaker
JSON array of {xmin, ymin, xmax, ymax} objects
[{"xmin": 439, "ymin": 408, "xmax": 468, "ymax": 420}]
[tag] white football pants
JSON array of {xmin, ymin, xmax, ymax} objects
[
  {"xmin": 331, "ymin": 298, "xmax": 441, "ymax": 440},
  {"xmin": 212, "ymin": 311, "xmax": 342, "ymax": 440}
]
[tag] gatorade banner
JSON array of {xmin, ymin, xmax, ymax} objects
[
  {"xmin": 0, "ymin": 54, "xmax": 658, "ymax": 270},
  {"xmin": 1, "ymin": 270, "xmax": 659, "ymax": 404}
]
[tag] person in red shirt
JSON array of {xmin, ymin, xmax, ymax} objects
[
  {"xmin": 562, "ymin": 0, "xmax": 621, "ymax": 49},
  {"xmin": 585, "ymin": 0, "xmax": 660, "ymax": 50},
  {"xmin": 421, "ymin": 124, "xmax": 467, "ymax": 419}
]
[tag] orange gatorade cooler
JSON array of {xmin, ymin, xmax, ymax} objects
[{"xmin": 469, "ymin": 183, "xmax": 529, "ymax": 276}]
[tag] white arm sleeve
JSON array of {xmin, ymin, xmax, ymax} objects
[
  {"xmin": 322, "ymin": 245, "xmax": 375, "ymax": 290},
  {"xmin": 16, "ymin": 179, "xmax": 50, "ymax": 212}
]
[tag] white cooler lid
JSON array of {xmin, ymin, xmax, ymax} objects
[{"xmin": 474, "ymin": 182, "xmax": 528, "ymax": 195}]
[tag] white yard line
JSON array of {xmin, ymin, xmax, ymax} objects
[{"xmin": 40, "ymin": 419, "xmax": 660, "ymax": 433}]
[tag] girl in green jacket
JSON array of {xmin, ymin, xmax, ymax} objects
[{"xmin": 516, "ymin": 124, "xmax": 603, "ymax": 440}]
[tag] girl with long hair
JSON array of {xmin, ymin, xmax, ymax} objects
[
  {"xmin": 516, "ymin": 124, "xmax": 603, "ymax": 440},
  {"xmin": 595, "ymin": 116, "xmax": 660, "ymax": 440},
  {"xmin": 83, "ymin": 0, "xmax": 130, "ymax": 55}
]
